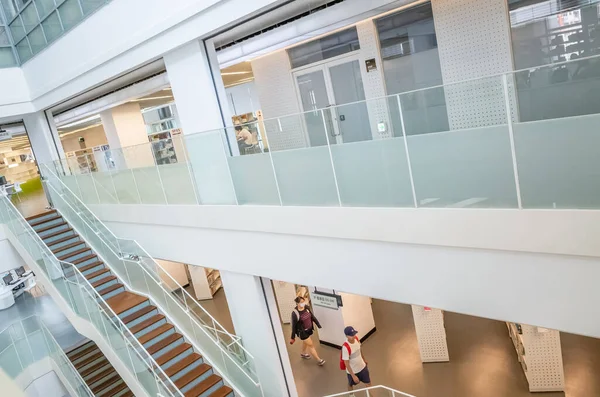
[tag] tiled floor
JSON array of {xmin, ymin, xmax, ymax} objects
[
  {"xmin": 0, "ymin": 288, "xmax": 85, "ymax": 350},
  {"xmin": 185, "ymin": 287, "xmax": 600, "ymax": 397}
]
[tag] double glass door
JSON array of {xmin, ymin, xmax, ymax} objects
[{"xmin": 294, "ymin": 56, "xmax": 371, "ymax": 147}]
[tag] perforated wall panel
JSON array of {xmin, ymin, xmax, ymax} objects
[
  {"xmin": 411, "ymin": 305, "xmax": 449, "ymax": 362},
  {"xmin": 432, "ymin": 0, "xmax": 515, "ymax": 129},
  {"xmin": 273, "ymin": 280, "xmax": 297, "ymax": 324},
  {"xmin": 522, "ymin": 325, "xmax": 565, "ymax": 392},
  {"xmin": 356, "ymin": 20, "xmax": 392, "ymax": 139},
  {"xmin": 252, "ymin": 51, "xmax": 307, "ymax": 151}
]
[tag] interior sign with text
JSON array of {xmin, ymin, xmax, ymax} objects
[
  {"xmin": 312, "ymin": 290, "xmax": 343, "ymax": 309},
  {"xmin": 365, "ymin": 58, "xmax": 377, "ymax": 72}
]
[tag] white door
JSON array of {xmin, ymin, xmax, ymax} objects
[{"xmin": 294, "ymin": 55, "xmax": 371, "ymax": 146}]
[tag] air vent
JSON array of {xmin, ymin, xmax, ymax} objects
[{"xmin": 216, "ymin": 0, "xmax": 346, "ymax": 51}]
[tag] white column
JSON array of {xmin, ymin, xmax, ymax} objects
[
  {"xmin": 308, "ymin": 288, "xmax": 376, "ymax": 348},
  {"xmin": 220, "ymin": 271, "xmax": 298, "ymax": 397},
  {"xmin": 23, "ymin": 112, "xmax": 60, "ymax": 167},
  {"xmin": 100, "ymin": 102, "xmax": 154, "ymax": 169},
  {"xmin": 164, "ymin": 40, "xmax": 237, "ymax": 204},
  {"xmin": 411, "ymin": 305, "xmax": 449, "ymax": 363}
]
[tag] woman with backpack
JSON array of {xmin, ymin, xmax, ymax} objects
[{"xmin": 289, "ymin": 296, "xmax": 326, "ymax": 366}]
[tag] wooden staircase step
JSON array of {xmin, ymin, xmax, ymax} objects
[
  {"xmin": 98, "ymin": 282, "xmax": 124, "ymax": 296},
  {"xmin": 73, "ymin": 254, "xmax": 98, "ymax": 265},
  {"xmin": 91, "ymin": 372, "xmax": 121, "ymax": 394},
  {"xmin": 85, "ymin": 268, "xmax": 110, "ymax": 281},
  {"xmin": 36, "ymin": 221, "xmax": 68, "ymax": 234},
  {"xmin": 52, "ymin": 241, "xmax": 84, "ymax": 254},
  {"xmin": 165, "ymin": 353, "xmax": 202, "ymax": 378},
  {"xmin": 184, "ymin": 374, "xmax": 222, "ymax": 397},
  {"xmin": 118, "ymin": 390, "xmax": 134, "ymax": 397},
  {"xmin": 42, "ymin": 227, "xmax": 73, "ymax": 241},
  {"xmin": 130, "ymin": 314, "xmax": 165, "ymax": 334},
  {"xmin": 209, "ymin": 386, "xmax": 234, "ymax": 397},
  {"xmin": 138, "ymin": 323, "xmax": 174, "ymax": 345},
  {"xmin": 92, "ymin": 275, "xmax": 118, "ymax": 288},
  {"xmin": 84, "ymin": 366, "xmax": 116, "ymax": 386},
  {"xmin": 79, "ymin": 260, "xmax": 104, "ymax": 273},
  {"xmin": 175, "ymin": 363, "xmax": 212, "ymax": 390},
  {"xmin": 80, "ymin": 358, "xmax": 109, "ymax": 378},
  {"xmin": 47, "ymin": 234, "xmax": 79, "ymax": 248},
  {"xmin": 58, "ymin": 247, "xmax": 90, "ymax": 261},
  {"xmin": 106, "ymin": 291, "xmax": 148, "ymax": 315},
  {"xmin": 122, "ymin": 305, "xmax": 156, "ymax": 324},
  {"xmin": 66, "ymin": 340, "xmax": 94, "ymax": 356},
  {"xmin": 105, "ymin": 380, "xmax": 129, "ymax": 397},
  {"xmin": 29, "ymin": 214, "xmax": 61, "ymax": 227},
  {"xmin": 147, "ymin": 333, "xmax": 183, "ymax": 355},
  {"xmin": 67, "ymin": 344, "xmax": 99, "ymax": 362},
  {"xmin": 74, "ymin": 350, "xmax": 104, "ymax": 369},
  {"xmin": 26, "ymin": 210, "xmax": 56, "ymax": 221},
  {"xmin": 156, "ymin": 342, "xmax": 193, "ymax": 366}
]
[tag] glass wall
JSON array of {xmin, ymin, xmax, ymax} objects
[
  {"xmin": 0, "ymin": 0, "xmax": 111, "ymax": 65},
  {"xmin": 375, "ymin": 3, "xmax": 448, "ymax": 136},
  {"xmin": 510, "ymin": 0, "xmax": 600, "ymax": 121}
]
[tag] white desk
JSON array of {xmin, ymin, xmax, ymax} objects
[{"xmin": 0, "ymin": 272, "xmax": 35, "ymax": 309}]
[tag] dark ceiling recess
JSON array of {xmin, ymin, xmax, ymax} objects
[{"xmin": 216, "ymin": 0, "xmax": 345, "ymax": 51}]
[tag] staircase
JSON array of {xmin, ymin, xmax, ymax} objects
[
  {"xmin": 26, "ymin": 209, "xmax": 235, "ymax": 397},
  {"xmin": 66, "ymin": 341, "xmax": 133, "ymax": 397}
]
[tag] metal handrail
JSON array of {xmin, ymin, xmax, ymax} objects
[
  {"xmin": 42, "ymin": 163, "xmax": 257, "ymax": 376},
  {"xmin": 44, "ymin": 178, "xmax": 259, "ymax": 387},
  {"xmin": 322, "ymin": 385, "xmax": 416, "ymax": 397},
  {"xmin": 0, "ymin": 195, "xmax": 183, "ymax": 397},
  {"xmin": 0, "ymin": 314, "xmax": 95, "ymax": 397}
]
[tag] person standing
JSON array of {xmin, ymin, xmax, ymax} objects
[
  {"xmin": 290, "ymin": 296, "xmax": 326, "ymax": 366},
  {"xmin": 341, "ymin": 326, "xmax": 371, "ymax": 393}
]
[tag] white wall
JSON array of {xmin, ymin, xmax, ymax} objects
[
  {"xmin": 60, "ymin": 125, "xmax": 108, "ymax": 153},
  {"xmin": 88, "ymin": 203, "xmax": 600, "ymax": 338},
  {"xmin": 0, "ymin": 68, "xmax": 33, "ymax": 118},
  {"xmin": 155, "ymin": 258, "xmax": 188, "ymax": 291},
  {"xmin": 0, "ymin": 227, "xmax": 26, "ymax": 274},
  {"xmin": 225, "ymin": 81, "xmax": 261, "ymax": 116}
]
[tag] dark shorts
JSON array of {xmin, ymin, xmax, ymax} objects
[
  {"xmin": 300, "ymin": 329, "xmax": 313, "ymax": 341},
  {"xmin": 347, "ymin": 366, "xmax": 370, "ymax": 386}
]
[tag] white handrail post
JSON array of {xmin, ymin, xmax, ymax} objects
[
  {"xmin": 320, "ymin": 109, "xmax": 342, "ymax": 206},
  {"xmin": 397, "ymin": 93, "xmax": 418, "ymax": 208},
  {"xmin": 502, "ymin": 73, "xmax": 523, "ymax": 209}
]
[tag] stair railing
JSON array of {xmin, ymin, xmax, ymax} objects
[
  {"xmin": 42, "ymin": 164, "xmax": 263, "ymax": 397},
  {"xmin": 0, "ymin": 194, "xmax": 183, "ymax": 397},
  {"xmin": 323, "ymin": 385, "xmax": 417, "ymax": 397},
  {"xmin": 0, "ymin": 315, "xmax": 95, "ymax": 397}
]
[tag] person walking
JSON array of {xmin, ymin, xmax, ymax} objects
[
  {"xmin": 341, "ymin": 326, "xmax": 371, "ymax": 393},
  {"xmin": 290, "ymin": 296, "xmax": 326, "ymax": 366}
]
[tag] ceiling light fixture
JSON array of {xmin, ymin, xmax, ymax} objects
[{"xmin": 57, "ymin": 114, "xmax": 101, "ymax": 129}]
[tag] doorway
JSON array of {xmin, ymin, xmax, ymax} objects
[{"xmin": 293, "ymin": 54, "xmax": 372, "ymax": 147}]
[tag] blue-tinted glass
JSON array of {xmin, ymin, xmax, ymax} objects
[
  {"xmin": 41, "ymin": 11, "xmax": 62, "ymax": 43},
  {"xmin": 1, "ymin": 0, "xmax": 18, "ymax": 20},
  {"xmin": 9, "ymin": 16, "xmax": 25, "ymax": 42},
  {"xmin": 80, "ymin": 0, "xmax": 104, "ymax": 15},
  {"xmin": 58, "ymin": 0, "xmax": 82, "ymax": 30},
  {"xmin": 28, "ymin": 25, "xmax": 46, "ymax": 54},
  {"xmin": 0, "ymin": 47, "xmax": 17, "ymax": 67},
  {"xmin": 0, "ymin": 26, "xmax": 10, "ymax": 45},
  {"xmin": 34, "ymin": 0, "xmax": 56, "ymax": 18},
  {"xmin": 21, "ymin": 3, "xmax": 40, "ymax": 32},
  {"xmin": 16, "ymin": 38, "xmax": 31, "ymax": 63}
]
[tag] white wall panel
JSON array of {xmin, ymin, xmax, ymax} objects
[
  {"xmin": 252, "ymin": 51, "xmax": 306, "ymax": 150},
  {"xmin": 432, "ymin": 0, "xmax": 514, "ymax": 129},
  {"xmin": 411, "ymin": 305, "xmax": 449, "ymax": 362}
]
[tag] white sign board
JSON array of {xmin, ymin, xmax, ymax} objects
[{"xmin": 312, "ymin": 292, "xmax": 339, "ymax": 309}]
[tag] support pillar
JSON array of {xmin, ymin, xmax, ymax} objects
[
  {"xmin": 164, "ymin": 40, "xmax": 236, "ymax": 204},
  {"xmin": 411, "ymin": 305, "xmax": 449, "ymax": 362},
  {"xmin": 220, "ymin": 271, "xmax": 297, "ymax": 397},
  {"xmin": 100, "ymin": 102, "xmax": 154, "ymax": 169},
  {"xmin": 23, "ymin": 112, "xmax": 61, "ymax": 168}
]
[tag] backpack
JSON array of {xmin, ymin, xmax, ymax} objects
[
  {"xmin": 294, "ymin": 309, "xmax": 310, "ymax": 340},
  {"xmin": 339, "ymin": 336, "xmax": 359, "ymax": 370}
]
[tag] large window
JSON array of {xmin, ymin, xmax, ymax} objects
[
  {"xmin": 375, "ymin": 3, "xmax": 448, "ymax": 135},
  {"xmin": 510, "ymin": 0, "xmax": 600, "ymax": 121},
  {"xmin": 0, "ymin": 0, "xmax": 111, "ymax": 66},
  {"xmin": 287, "ymin": 27, "xmax": 360, "ymax": 69}
]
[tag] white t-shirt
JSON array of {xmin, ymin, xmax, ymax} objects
[{"xmin": 341, "ymin": 339, "xmax": 366, "ymax": 374}]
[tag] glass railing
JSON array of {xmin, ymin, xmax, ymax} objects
[
  {"xmin": 0, "ymin": 315, "xmax": 94, "ymax": 397},
  {"xmin": 0, "ymin": 193, "xmax": 181, "ymax": 397},
  {"xmin": 322, "ymin": 385, "xmax": 416, "ymax": 397},
  {"xmin": 48, "ymin": 53, "xmax": 600, "ymax": 210},
  {"xmin": 41, "ymin": 164, "xmax": 262, "ymax": 397}
]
